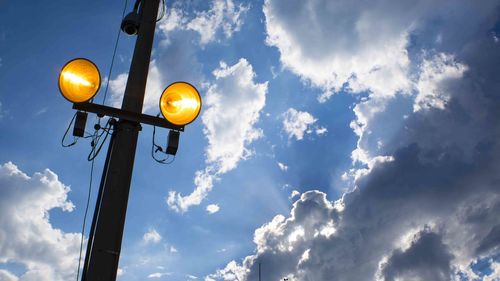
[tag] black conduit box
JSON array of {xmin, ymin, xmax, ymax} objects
[
  {"xmin": 73, "ymin": 111, "xmax": 88, "ymax": 137},
  {"xmin": 166, "ymin": 130, "xmax": 180, "ymax": 155}
]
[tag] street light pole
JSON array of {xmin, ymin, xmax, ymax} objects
[{"xmin": 81, "ymin": 0, "xmax": 160, "ymax": 280}]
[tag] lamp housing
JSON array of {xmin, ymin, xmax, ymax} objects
[
  {"xmin": 58, "ymin": 58, "xmax": 101, "ymax": 103},
  {"xmin": 159, "ymin": 82, "xmax": 202, "ymax": 126}
]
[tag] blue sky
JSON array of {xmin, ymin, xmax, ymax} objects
[{"xmin": 0, "ymin": 0, "xmax": 499, "ymax": 281}]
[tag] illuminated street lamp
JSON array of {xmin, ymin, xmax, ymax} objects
[
  {"xmin": 160, "ymin": 82, "xmax": 202, "ymax": 125},
  {"xmin": 57, "ymin": 1, "xmax": 201, "ymax": 280},
  {"xmin": 58, "ymin": 58, "xmax": 101, "ymax": 103}
]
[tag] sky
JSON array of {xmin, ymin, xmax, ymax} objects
[{"xmin": 0, "ymin": 0, "xmax": 499, "ymax": 280}]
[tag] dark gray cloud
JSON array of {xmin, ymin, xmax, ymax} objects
[{"xmin": 382, "ymin": 230, "xmax": 453, "ymax": 281}]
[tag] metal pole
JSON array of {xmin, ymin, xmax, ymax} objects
[
  {"xmin": 82, "ymin": 1, "xmax": 160, "ymax": 280},
  {"xmin": 81, "ymin": 124, "xmax": 116, "ymax": 281}
]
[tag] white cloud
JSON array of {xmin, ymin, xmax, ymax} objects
[
  {"xmin": 206, "ymin": 204, "xmax": 220, "ymax": 214},
  {"xmin": 282, "ymin": 108, "xmax": 325, "ymax": 140},
  {"xmin": 414, "ymin": 53, "xmax": 467, "ymax": 112},
  {"xmin": 206, "ymin": 260, "xmax": 248, "ymax": 281},
  {"xmin": 0, "ymin": 162, "xmax": 80, "ymax": 281},
  {"xmin": 315, "ymin": 127, "xmax": 327, "ymax": 136},
  {"xmin": 170, "ymin": 246, "xmax": 178, "ymax": 253},
  {"xmin": 108, "ymin": 73, "xmax": 127, "ymax": 107},
  {"xmin": 35, "ymin": 107, "xmax": 48, "ymax": 116},
  {"xmin": 159, "ymin": 0, "xmax": 249, "ymax": 45},
  {"xmin": 167, "ymin": 59, "xmax": 267, "ymax": 213},
  {"xmin": 143, "ymin": 229, "xmax": 162, "ymax": 244},
  {"xmin": 0, "ymin": 270, "xmax": 18, "ymax": 281},
  {"xmin": 289, "ymin": 190, "xmax": 300, "ymax": 200},
  {"xmin": 117, "ymin": 268, "xmax": 124, "ymax": 277},
  {"xmin": 277, "ymin": 162, "xmax": 288, "ymax": 172},
  {"xmin": 186, "ymin": 274, "xmax": 198, "ymax": 279},
  {"xmin": 484, "ymin": 261, "xmax": 500, "ymax": 281},
  {"xmin": 263, "ymin": 0, "xmax": 413, "ymax": 102},
  {"xmin": 202, "ymin": 59, "xmax": 267, "ymax": 174},
  {"xmin": 148, "ymin": 272, "xmax": 171, "ymax": 278},
  {"xmin": 167, "ymin": 169, "xmax": 215, "ymax": 213},
  {"xmin": 159, "ymin": 7, "xmax": 186, "ymax": 34}
]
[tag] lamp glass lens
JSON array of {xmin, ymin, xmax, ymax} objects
[
  {"xmin": 160, "ymin": 82, "xmax": 201, "ymax": 125},
  {"xmin": 59, "ymin": 58, "xmax": 101, "ymax": 103}
]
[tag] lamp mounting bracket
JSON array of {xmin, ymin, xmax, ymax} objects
[{"xmin": 73, "ymin": 102, "xmax": 184, "ymax": 131}]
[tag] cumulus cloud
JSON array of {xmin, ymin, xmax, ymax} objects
[
  {"xmin": 282, "ymin": 109, "xmax": 315, "ymax": 140},
  {"xmin": 143, "ymin": 229, "xmax": 162, "ymax": 244},
  {"xmin": 263, "ymin": 0, "xmax": 414, "ymax": 102},
  {"xmin": 282, "ymin": 108, "xmax": 325, "ymax": 141},
  {"xmin": 208, "ymin": 167, "xmax": 500, "ymax": 280},
  {"xmin": 159, "ymin": 0, "xmax": 249, "ymax": 45},
  {"xmin": 206, "ymin": 0, "xmax": 500, "ymax": 280},
  {"xmin": 414, "ymin": 53, "xmax": 467, "ymax": 112},
  {"xmin": 206, "ymin": 204, "xmax": 220, "ymax": 214},
  {"xmin": 263, "ymin": 0, "xmax": 496, "ymax": 103},
  {"xmin": 0, "ymin": 162, "xmax": 80, "ymax": 281},
  {"xmin": 167, "ymin": 58, "xmax": 267, "ymax": 213},
  {"xmin": 203, "ymin": 61, "xmax": 268, "ymax": 173}
]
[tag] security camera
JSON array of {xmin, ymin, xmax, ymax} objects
[{"xmin": 121, "ymin": 12, "xmax": 140, "ymax": 35}]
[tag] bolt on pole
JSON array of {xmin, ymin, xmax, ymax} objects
[{"xmin": 81, "ymin": 0, "xmax": 161, "ymax": 280}]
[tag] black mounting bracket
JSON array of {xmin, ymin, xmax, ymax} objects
[{"xmin": 72, "ymin": 102, "xmax": 184, "ymax": 131}]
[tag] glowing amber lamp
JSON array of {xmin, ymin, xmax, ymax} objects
[
  {"xmin": 160, "ymin": 82, "xmax": 202, "ymax": 126},
  {"xmin": 58, "ymin": 58, "xmax": 101, "ymax": 103}
]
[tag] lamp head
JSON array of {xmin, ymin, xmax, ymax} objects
[
  {"xmin": 58, "ymin": 58, "xmax": 101, "ymax": 103},
  {"xmin": 121, "ymin": 12, "xmax": 140, "ymax": 35},
  {"xmin": 160, "ymin": 82, "xmax": 202, "ymax": 126}
]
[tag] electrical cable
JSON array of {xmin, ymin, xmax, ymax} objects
[
  {"xmin": 134, "ymin": 0, "xmax": 142, "ymax": 11},
  {"xmin": 88, "ymin": 119, "xmax": 113, "ymax": 161},
  {"xmin": 100, "ymin": 0, "xmax": 129, "ymax": 107},
  {"xmin": 80, "ymin": 125, "xmax": 115, "ymax": 281},
  {"xmin": 75, "ymin": 130, "xmax": 98, "ymax": 281},
  {"xmin": 151, "ymin": 122, "xmax": 175, "ymax": 164},
  {"xmin": 74, "ymin": 118, "xmax": 115, "ymax": 280},
  {"xmin": 62, "ymin": 112, "xmax": 79, "ymax": 147}
]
